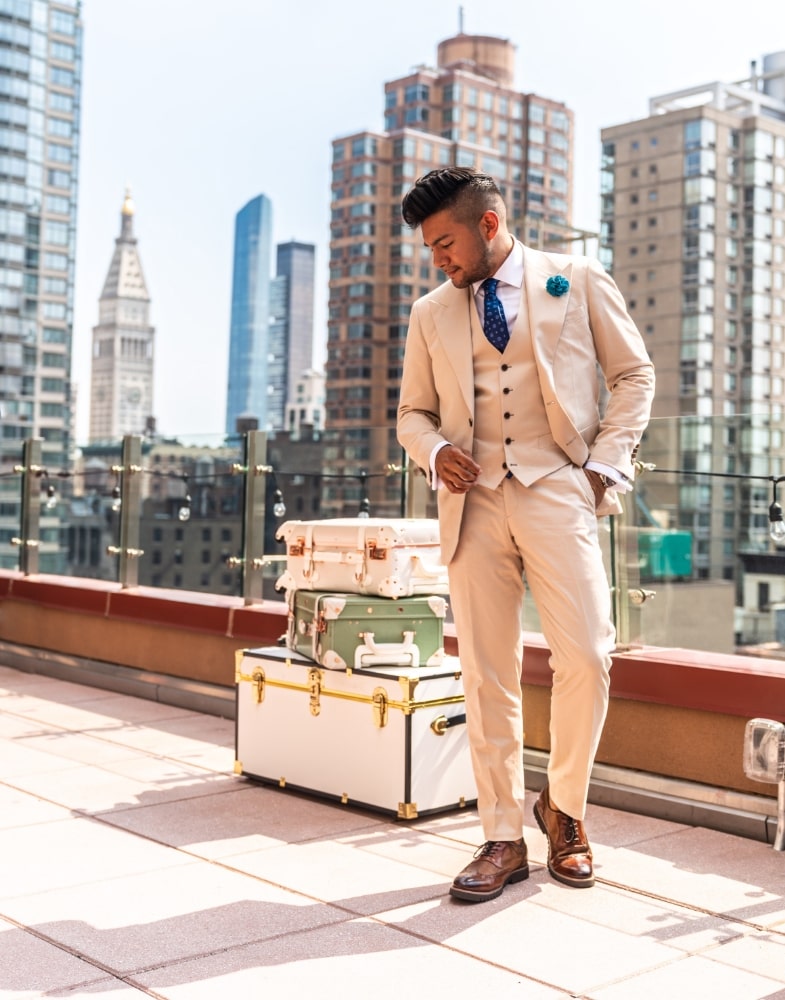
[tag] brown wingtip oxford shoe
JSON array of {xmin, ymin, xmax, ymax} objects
[
  {"xmin": 450, "ymin": 838, "xmax": 529, "ymax": 903},
  {"xmin": 533, "ymin": 786, "xmax": 595, "ymax": 889}
]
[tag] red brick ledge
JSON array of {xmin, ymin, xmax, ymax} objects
[{"xmin": 1, "ymin": 572, "xmax": 783, "ymax": 720}]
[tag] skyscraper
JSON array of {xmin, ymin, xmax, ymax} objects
[
  {"xmin": 0, "ymin": 0, "xmax": 82, "ymax": 570},
  {"xmin": 276, "ymin": 240, "xmax": 315, "ymax": 405},
  {"xmin": 225, "ymin": 194, "xmax": 273, "ymax": 437},
  {"xmin": 324, "ymin": 31, "xmax": 574, "ymax": 516},
  {"xmin": 601, "ymin": 52, "xmax": 785, "ymax": 580},
  {"xmin": 88, "ymin": 190, "xmax": 155, "ymax": 442},
  {"xmin": 225, "ymin": 195, "xmax": 315, "ymax": 436}
]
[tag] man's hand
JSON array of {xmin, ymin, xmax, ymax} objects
[
  {"xmin": 583, "ymin": 468, "xmax": 608, "ymax": 509},
  {"xmin": 435, "ymin": 446, "xmax": 481, "ymax": 494}
]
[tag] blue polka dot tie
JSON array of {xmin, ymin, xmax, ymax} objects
[{"xmin": 481, "ymin": 277, "xmax": 509, "ymax": 352}]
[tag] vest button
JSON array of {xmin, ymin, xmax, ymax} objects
[
  {"xmin": 502, "ymin": 462, "xmax": 508, "ymax": 469},
  {"xmin": 504, "ymin": 412, "xmax": 511, "ymax": 419},
  {"xmin": 505, "ymin": 437, "xmax": 512, "ymax": 445},
  {"xmin": 501, "ymin": 364, "xmax": 510, "ymax": 371},
  {"xmin": 503, "ymin": 387, "xmax": 511, "ymax": 394}
]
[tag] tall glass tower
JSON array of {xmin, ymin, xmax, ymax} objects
[
  {"xmin": 225, "ymin": 193, "xmax": 273, "ymax": 437},
  {"xmin": 0, "ymin": 0, "xmax": 82, "ymax": 570}
]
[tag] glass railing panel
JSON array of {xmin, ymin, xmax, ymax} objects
[
  {"xmin": 614, "ymin": 411, "xmax": 785, "ymax": 656},
  {"xmin": 11, "ymin": 414, "xmax": 785, "ymax": 661}
]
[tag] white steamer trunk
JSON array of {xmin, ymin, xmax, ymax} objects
[{"xmin": 235, "ymin": 646, "xmax": 476, "ymax": 819}]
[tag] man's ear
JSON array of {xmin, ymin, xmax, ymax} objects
[{"xmin": 480, "ymin": 210, "xmax": 501, "ymax": 241}]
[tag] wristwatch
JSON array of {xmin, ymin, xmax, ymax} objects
[{"xmin": 597, "ymin": 474, "xmax": 615, "ymax": 488}]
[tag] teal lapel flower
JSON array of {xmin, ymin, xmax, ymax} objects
[{"xmin": 546, "ymin": 275, "xmax": 570, "ymax": 297}]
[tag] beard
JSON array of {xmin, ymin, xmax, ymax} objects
[{"xmin": 446, "ymin": 238, "xmax": 496, "ymax": 288}]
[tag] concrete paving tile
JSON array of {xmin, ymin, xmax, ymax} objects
[
  {"xmin": 7, "ymin": 757, "xmax": 235, "ymax": 816},
  {"xmin": 0, "ymin": 816, "xmax": 191, "ymax": 901},
  {"xmin": 589, "ymin": 952, "xmax": 785, "ymax": 1000},
  {"xmin": 432, "ymin": 890, "xmax": 683, "ymax": 995},
  {"xmin": 223, "ymin": 839, "xmax": 449, "ymax": 915},
  {"xmin": 410, "ymin": 805, "xmax": 485, "ymax": 845},
  {"xmin": 598, "ymin": 828, "xmax": 785, "ymax": 926},
  {"xmin": 0, "ymin": 918, "xmax": 109, "ymax": 997},
  {"xmin": 0, "ymin": 711, "xmax": 58, "ymax": 740},
  {"xmin": 101, "ymin": 711, "xmax": 234, "ymax": 755},
  {"xmin": 4, "ymin": 861, "xmax": 349, "ymax": 976},
  {"xmin": 2, "ymin": 694, "xmax": 195, "ymax": 738},
  {"xmin": 0, "ymin": 670, "xmax": 111, "ymax": 705},
  {"xmin": 99, "ymin": 782, "xmax": 385, "ymax": 857},
  {"xmin": 372, "ymin": 872, "xmax": 734, "ymax": 966},
  {"xmin": 582, "ymin": 800, "xmax": 690, "ymax": 847},
  {"xmin": 524, "ymin": 877, "xmax": 748, "ymax": 954},
  {"xmin": 333, "ymin": 823, "xmax": 493, "ymax": 882},
  {"xmin": 11, "ymin": 728, "xmax": 145, "ymax": 767},
  {"xmin": 0, "ymin": 784, "xmax": 72, "ymax": 829},
  {"xmin": 136, "ymin": 917, "xmax": 571, "ymax": 999},
  {"xmin": 703, "ymin": 929, "xmax": 785, "ymax": 985},
  {"xmin": 0, "ymin": 737, "xmax": 83, "ymax": 779}
]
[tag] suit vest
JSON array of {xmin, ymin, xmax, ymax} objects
[{"xmin": 470, "ymin": 286, "xmax": 570, "ymax": 489}]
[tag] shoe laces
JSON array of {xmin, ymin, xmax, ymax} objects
[{"xmin": 474, "ymin": 840, "xmax": 506, "ymax": 860}]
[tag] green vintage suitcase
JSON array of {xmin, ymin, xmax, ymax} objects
[{"xmin": 286, "ymin": 591, "xmax": 447, "ymax": 670}]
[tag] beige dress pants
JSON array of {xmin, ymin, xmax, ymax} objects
[{"xmin": 446, "ymin": 463, "xmax": 614, "ymax": 841}]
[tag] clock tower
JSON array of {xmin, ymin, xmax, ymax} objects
[{"xmin": 88, "ymin": 190, "xmax": 156, "ymax": 442}]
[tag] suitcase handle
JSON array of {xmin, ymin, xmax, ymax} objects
[
  {"xmin": 355, "ymin": 631, "xmax": 420, "ymax": 668},
  {"xmin": 430, "ymin": 713, "xmax": 467, "ymax": 735}
]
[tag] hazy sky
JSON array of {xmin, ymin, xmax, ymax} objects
[{"xmin": 71, "ymin": 0, "xmax": 782, "ymax": 443}]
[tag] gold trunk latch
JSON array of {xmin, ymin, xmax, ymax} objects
[
  {"xmin": 308, "ymin": 667, "xmax": 322, "ymax": 716},
  {"xmin": 252, "ymin": 668, "xmax": 266, "ymax": 704},
  {"xmin": 372, "ymin": 687, "xmax": 389, "ymax": 728}
]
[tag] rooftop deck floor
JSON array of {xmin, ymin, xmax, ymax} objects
[{"xmin": 1, "ymin": 662, "xmax": 784, "ymax": 999}]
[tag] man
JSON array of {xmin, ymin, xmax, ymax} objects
[{"xmin": 397, "ymin": 168, "xmax": 654, "ymax": 903}]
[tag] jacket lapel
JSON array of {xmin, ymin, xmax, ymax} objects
[
  {"xmin": 430, "ymin": 282, "xmax": 475, "ymax": 417},
  {"xmin": 523, "ymin": 246, "xmax": 573, "ymax": 365}
]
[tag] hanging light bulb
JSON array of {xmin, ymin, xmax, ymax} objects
[
  {"xmin": 44, "ymin": 483, "xmax": 57, "ymax": 510},
  {"xmin": 769, "ymin": 500, "xmax": 785, "ymax": 543},
  {"xmin": 358, "ymin": 497, "xmax": 370, "ymax": 519},
  {"xmin": 111, "ymin": 485, "xmax": 122, "ymax": 512},
  {"xmin": 273, "ymin": 489, "xmax": 286, "ymax": 518},
  {"xmin": 177, "ymin": 494, "xmax": 192, "ymax": 522}
]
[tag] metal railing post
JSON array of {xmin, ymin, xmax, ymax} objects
[
  {"xmin": 405, "ymin": 461, "xmax": 429, "ymax": 519},
  {"xmin": 238, "ymin": 430, "xmax": 268, "ymax": 605},
  {"xmin": 108, "ymin": 435, "xmax": 144, "ymax": 588},
  {"xmin": 13, "ymin": 437, "xmax": 42, "ymax": 575}
]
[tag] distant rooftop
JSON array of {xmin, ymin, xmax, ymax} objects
[{"xmin": 650, "ymin": 50, "xmax": 785, "ymax": 121}]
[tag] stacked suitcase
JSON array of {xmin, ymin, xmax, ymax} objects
[{"xmin": 234, "ymin": 517, "xmax": 478, "ymax": 819}]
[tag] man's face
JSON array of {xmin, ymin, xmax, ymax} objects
[{"xmin": 421, "ymin": 207, "xmax": 494, "ymax": 289}]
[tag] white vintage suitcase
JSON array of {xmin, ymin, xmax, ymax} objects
[
  {"xmin": 234, "ymin": 645, "xmax": 476, "ymax": 819},
  {"xmin": 275, "ymin": 518, "xmax": 448, "ymax": 599}
]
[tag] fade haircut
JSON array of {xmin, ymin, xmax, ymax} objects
[{"xmin": 401, "ymin": 168, "xmax": 503, "ymax": 229}]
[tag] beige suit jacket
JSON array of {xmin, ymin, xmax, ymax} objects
[{"xmin": 397, "ymin": 245, "xmax": 656, "ymax": 564}]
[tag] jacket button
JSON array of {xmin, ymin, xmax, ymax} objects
[
  {"xmin": 504, "ymin": 412, "xmax": 511, "ymax": 419},
  {"xmin": 468, "ymin": 418, "xmax": 473, "ymax": 426},
  {"xmin": 501, "ymin": 364, "xmax": 510, "ymax": 371},
  {"xmin": 505, "ymin": 437, "xmax": 512, "ymax": 445},
  {"xmin": 503, "ymin": 387, "xmax": 511, "ymax": 394},
  {"xmin": 502, "ymin": 462, "xmax": 508, "ymax": 469}
]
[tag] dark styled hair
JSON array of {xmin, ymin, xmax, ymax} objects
[{"xmin": 401, "ymin": 168, "xmax": 502, "ymax": 229}]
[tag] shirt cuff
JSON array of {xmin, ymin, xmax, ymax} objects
[
  {"xmin": 429, "ymin": 441, "xmax": 451, "ymax": 491},
  {"xmin": 584, "ymin": 460, "xmax": 631, "ymax": 493}
]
